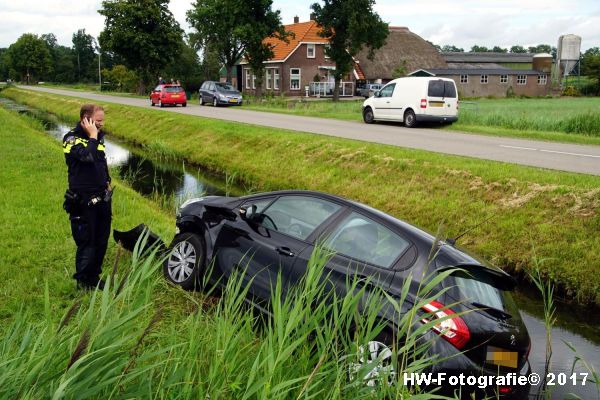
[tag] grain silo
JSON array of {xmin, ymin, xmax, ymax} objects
[{"xmin": 555, "ymin": 34, "xmax": 582, "ymax": 83}]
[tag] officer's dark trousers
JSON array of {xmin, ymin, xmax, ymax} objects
[{"xmin": 69, "ymin": 199, "xmax": 112, "ymax": 285}]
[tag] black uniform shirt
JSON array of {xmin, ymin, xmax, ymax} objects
[{"xmin": 62, "ymin": 122, "xmax": 111, "ymax": 193}]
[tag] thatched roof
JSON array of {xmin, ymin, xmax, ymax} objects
[{"xmin": 355, "ymin": 27, "xmax": 447, "ymax": 81}]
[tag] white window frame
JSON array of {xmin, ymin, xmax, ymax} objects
[
  {"xmin": 517, "ymin": 75, "xmax": 527, "ymax": 85},
  {"xmin": 500, "ymin": 75, "xmax": 508, "ymax": 84},
  {"xmin": 324, "ymin": 44, "xmax": 330, "ymax": 59},
  {"xmin": 480, "ymin": 75, "xmax": 488, "ymax": 84},
  {"xmin": 266, "ymin": 69, "xmax": 272, "ymax": 90},
  {"xmin": 245, "ymin": 69, "xmax": 251, "ymax": 89},
  {"xmin": 290, "ymin": 68, "xmax": 301, "ymax": 90},
  {"xmin": 252, "ymin": 72, "xmax": 256, "ymax": 89},
  {"xmin": 274, "ymin": 69, "xmax": 280, "ymax": 90},
  {"xmin": 537, "ymin": 74, "xmax": 547, "ymax": 85},
  {"xmin": 460, "ymin": 74, "xmax": 468, "ymax": 84},
  {"xmin": 307, "ymin": 43, "xmax": 315, "ymax": 59}
]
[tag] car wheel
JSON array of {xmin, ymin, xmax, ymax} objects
[
  {"xmin": 404, "ymin": 109, "xmax": 417, "ymax": 128},
  {"xmin": 199, "ymin": 96, "xmax": 204, "ymax": 106},
  {"xmin": 348, "ymin": 336, "xmax": 396, "ymax": 387},
  {"xmin": 158, "ymin": 100, "xmax": 164, "ymax": 108},
  {"xmin": 363, "ymin": 107, "xmax": 375, "ymax": 124},
  {"xmin": 150, "ymin": 98, "xmax": 154, "ymax": 106},
  {"xmin": 213, "ymin": 97, "xmax": 218, "ymax": 107},
  {"xmin": 163, "ymin": 232, "xmax": 206, "ymax": 290},
  {"xmin": 182, "ymin": 102, "xmax": 187, "ymax": 107}
]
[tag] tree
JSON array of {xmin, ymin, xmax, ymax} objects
[
  {"xmin": 72, "ymin": 29, "xmax": 97, "ymax": 81},
  {"xmin": 470, "ymin": 45, "xmax": 489, "ymax": 53},
  {"xmin": 491, "ymin": 46, "xmax": 507, "ymax": 53},
  {"xmin": 528, "ymin": 44, "xmax": 552, "ymax": 54},
  {"xmin": 441, "ymin": 45, "xmax": 464, "ymax": 53},
  {"xmin": 99, "ymin": 0, "xmax": 184, "ymax": 94},
  {"xmin": 42, "ymin": 33, "xmax": 76, "ymax": 83},
  {"xmin": 238, "ymin": 0, "xmax": 289, "ymax": 97},
  {"xmin": 581, "ymin": 47, "xmax": 600, "ymax": 84},
  {"xmin": 162, "ymin": 37, "xmax": 203, "ymax": 92},
  {"xmin": 311, "ymin": 0, "xmax": 388, "ymax": 101},
  {"xmin": 7, "ymin": 33, "xmax": 52, "ymax": 83},
  {"xmin": 187, "ymin": 0, "xmax": 245, "ymax": 83},
  {"xmin": 0, "ymin": 48, "xmax": 9, "ymax": 81},
  {"xmin": 510, "ymin": 45, "xmax": 527, "ymax": 53}
]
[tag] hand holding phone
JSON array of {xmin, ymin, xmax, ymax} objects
[{"xmin": 82, "ymin": 117, "xmax": 98, "ymax": 139}]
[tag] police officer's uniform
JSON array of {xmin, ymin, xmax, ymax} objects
[{"xmin": 62, "ymin": 122, "xmax": 112, "ymax": 288}]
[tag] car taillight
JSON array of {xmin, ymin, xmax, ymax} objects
[
  {"xmin": 420, "ymin": 99, "xmax": 427, "ymax": 108},
  {"xmin": 421, "ymin": 300, "xmax": 470, "ymax": 349},
  {"xmin": 499, "ymin": 386, "xmax": 513, "ymax": 394}
]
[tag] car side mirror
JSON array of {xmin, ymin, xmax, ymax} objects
[
  {"xmin": 240, "ymin": 204, "xmax": 258, "ymax": 221},
  {"xmin": 375, "ymin": 90, "xmax": 381, "ymax": 97}
]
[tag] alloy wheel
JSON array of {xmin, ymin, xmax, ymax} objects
[{"xmin": 166, "ymin": 241, "xmax": 196, "ymax": 283}]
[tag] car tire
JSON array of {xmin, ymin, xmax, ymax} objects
[
  {"xmin": 182, "ymin": 102, "xmax": 187, "ymax": 107},
  {"xmin": 213, "ymin": 97, "xmax": 218, "ymax": 107},
  {"xmin": 163, "ymin": 232, "xmax": 206, "ymax": 290},
  {"xmin": 404, "ymin": 109, "xmax": 417, "ymax": 128},
  {"xmin": 158, "ymin": 100, "xmax": 164, "ymax": 108},
  {"xmin": 348, "ymin": 330, "xmax": 397, "ymax": 387},
  {"xmin": 363, "ymin": 107, "xmax": 375, "ymax": 124},
  {"xmin": 150, "ymin": 99, "xmax": 154, "ymax": 107},
  {"xmin": 199, "ymin": 96, "xmax": 204, "ymax": 106}
]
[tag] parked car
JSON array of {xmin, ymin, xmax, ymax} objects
[
  {"xmin": 199, "ymin": 81, "xmax": 243, "ymax": 107},
  {"xmin": 362, "ymin": 77, "xmax": 458, "ymax": 127},
  {"xmin": 358, "ymin": 83, "xmax": 383, "ymax": 98},
  {"xmin": 162, "ymin": 190, "xmax": 531, "ymax": 398},
  {"xmin": 150, "ymin": 84, "xmax": 187, "ymax": 107}
]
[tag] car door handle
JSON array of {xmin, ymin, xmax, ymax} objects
[{"xmin": 276, "ymin": 247, "xmax": 295, "ymax": 257}]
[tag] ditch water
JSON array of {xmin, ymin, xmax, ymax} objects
[{"xmin": 1, "ymin": 97, "xmax": 598, "ymax": 399}]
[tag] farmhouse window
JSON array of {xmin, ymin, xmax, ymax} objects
[
  {"xmin": 517, "ymin": 75, "xmax": 527, "ymax": 85},
  {"xmin": 537, "ymin": 75, "xmax": 547, "ymax": 85},
  {"xmin": 274, "ymin": 69, "xmax": 280, "ymax": 90},
  {"xmin": 324, "ymin": 44, "xmax": 330, "ymax": 59},
  {"xmin": 266, "ymin": 69, "xmax": 272, "ymax": 90},
  {"xmin": 290, "ymin": 68, "xmax": 301, "ymax": 90},
  {"xmin": 307, "ymin": 44, "xmax": 315, "ymax": 58},
  {"xmin": 460, "ymin": 75, "xmax": 468, "ymax": 84},
  {"xmin": 245, "ymin": 69, "xmax": 252, "ymax": 89},
  {"xmin": 480, "ymin": 75, "xmax": 488, "ymax": 84},
  {"xmin": 500, "ymin": 75, "xmax": 508, "ymax": 84}
]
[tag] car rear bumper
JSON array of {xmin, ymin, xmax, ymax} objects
[{"xmin": 415, "ymin": 115, "xmax": 458, "ymax": 123}]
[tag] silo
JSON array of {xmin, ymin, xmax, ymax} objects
[
  {"xmin": 556, "ymin": 34, "xmax": 582, "ymax": 79},
  {"xmin": 533, "ymin": 53, "xmax": 553, "ymax": 73}
]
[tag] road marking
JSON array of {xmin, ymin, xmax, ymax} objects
[
  {"xmin": 500, "ymin": 145, "xmax": 538, "ymax": 151},
  {"xmin": 500, "ymin": 145, "xmax": 600, "ymax": 159},
  {"xmin": 539, "ymin": 149, "xmax": 600, "ymax": 158}
]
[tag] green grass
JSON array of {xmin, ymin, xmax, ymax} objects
[{"xmin": 3, "ymin": 87, "xmax": 599, "ymax": 306}]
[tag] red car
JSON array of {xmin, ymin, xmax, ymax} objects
[{"xmin": 150, "ymin": 84, "xmax": 187, "ymax": 107}]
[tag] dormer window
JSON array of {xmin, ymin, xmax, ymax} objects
[{"xmin": 307, "ymin": 43, "xmax": 315, "ymax": 58}]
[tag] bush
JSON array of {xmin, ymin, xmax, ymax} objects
[
  {"xmin": 561, "ymin": 85, "xmax": 581, "ymax": 97},
  {"xmin": 101, "ymin": 65, "xmax": 139, "ymax": 93}
]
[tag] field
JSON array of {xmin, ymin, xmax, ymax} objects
[
  {"xmin": 243, "ymin": 96, "xmax": 600, "ymax": 144},
  {"xmin": 3, "ymin": 87, "xmax": 599, "ymax": 306},
  {"xmin": 1, "ymin": 106, "xmax": 434, "ymax": 398}
]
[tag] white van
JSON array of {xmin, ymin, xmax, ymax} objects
[{"xmin": 362, "ymin": 77, "xmax": 459, "ymax": 127}]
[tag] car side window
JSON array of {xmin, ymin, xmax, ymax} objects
[
  {"xmin": 325, "ymin": 212, "xmax": 410, "ymax": 269},
  {"xmin": 154, "ymin": 85, "xmax": 161, "ymax": 91},
  {"xmin": 379, "ymin": 83, "xmax": 395, "ymax": 98},
  {"xmin": 209, "ymin": 83, "xmax": 215, "ymax": 91},
  {"xmin": 260, "ymin": 196, "xmax": 341, "ymax": 240}
]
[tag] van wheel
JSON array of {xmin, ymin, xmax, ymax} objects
[
  {"xmin": 363, "ymin": 107, "xmax": 375, "ymax": 124},
  {"xmin": 404, "ymin": 110, "xmax": 417, "ymax": 128}
]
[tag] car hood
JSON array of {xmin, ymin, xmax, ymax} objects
[{"xmin": 218, "ymin": 90, "xmax": 241, "ymax": 96}]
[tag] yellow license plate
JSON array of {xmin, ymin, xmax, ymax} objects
[
  {"xmin": 229, "ymin": 99, "xmax": 238, "ymax": 103},
  {"xmin": 171, "ymin": 95, "xmax": 179, "ymax": 98},
  {"xmin": 486, "ymin": 346, "xmax": 518, "ymax": 368},
  {"xmin": 429, "ymin": 101, "xmax": 444, "ymax": 107}
]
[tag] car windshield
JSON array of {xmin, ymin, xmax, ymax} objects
[
  {"xmin": 165, "ymin": 86, "xmax": 183, "ymax": 93},
  {"xmin": 215, "ymin": 83, "xmax": 235, "ymax": 91}
]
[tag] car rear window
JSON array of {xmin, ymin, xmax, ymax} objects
[
  {"xmin": 164, "ymin": 86, "xmax": 183, "ymax": 93},
  {"xmin": 444, "ymin": 269, "xmax": 514, "ymax": 312},
  {"xmin": 428, "ymin": 80, "xmax": 456, "ymax": 98}
]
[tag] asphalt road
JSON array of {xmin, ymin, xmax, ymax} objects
[{"xmin": 18, "ymin": 85, "xmax": 600, "ymax": 176}]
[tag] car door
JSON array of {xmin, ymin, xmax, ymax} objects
[
  {"xmin": 214, "ymin": 195, "xmax": 343, "ymax": 302},
  {"xmin": 371, "ymin": 83, "xmax": 396, "ymax": 120},
  {"xmin": 290, "ymin": 209, "xmax": 412, "ymax": 302}
]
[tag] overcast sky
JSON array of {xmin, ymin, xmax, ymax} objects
[{"xmin": 0, "ymin": 0, "xmax": 598, "ymax": 51}]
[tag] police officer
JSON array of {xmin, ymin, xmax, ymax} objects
[{"xmin": 62, "ymin": 104, "xmax": 112, "ymax": 290}]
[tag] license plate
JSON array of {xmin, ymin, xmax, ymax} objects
[
  {"xmin": 229, "ymin": 99, "xmax": 238, "ymax": 103},
  {"xmin": 171, "ymin": 95, "xmax": 179, "ymax": 98},
  {"xmin": 429, "ymin": 101, "xmax": 444, "ymax": 107},
  {"xmin": 486, "ymin": 346, "xmax": 518, "ymax": 368}
]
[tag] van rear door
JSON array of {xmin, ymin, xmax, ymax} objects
[{"xmin": 426, "ymin": 79, "xmax": 458, "ymax": 117}]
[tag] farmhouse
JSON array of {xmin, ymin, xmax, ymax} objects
[{"xmin": 239, "ymin": 16, "xmax": 362, "ymax": 97}]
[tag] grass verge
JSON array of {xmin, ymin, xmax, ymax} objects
[{"xmin": 2, "ymin": 87, "xmax": 600, "ymax": 306}]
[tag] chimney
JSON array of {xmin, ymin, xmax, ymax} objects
[
  {"xmin": 294, "ymin": 15, "xmax": 299, "ymax": 24},
  {"xmin": 310, "ymin": 12, "xmax": 316, "ymax": 21}
]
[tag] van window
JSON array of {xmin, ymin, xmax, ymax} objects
[
  {"xmin": 379, "ymin": 83, "xmax": 395, "ymax": 97},
  {"xmin": 428, "ymin": 80, "xmax": 456, "ymax": 98}
]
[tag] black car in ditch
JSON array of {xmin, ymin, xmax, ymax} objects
[{"xmin": 163, "ymin": 190, "xmax": 531, "ymax": 397}]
